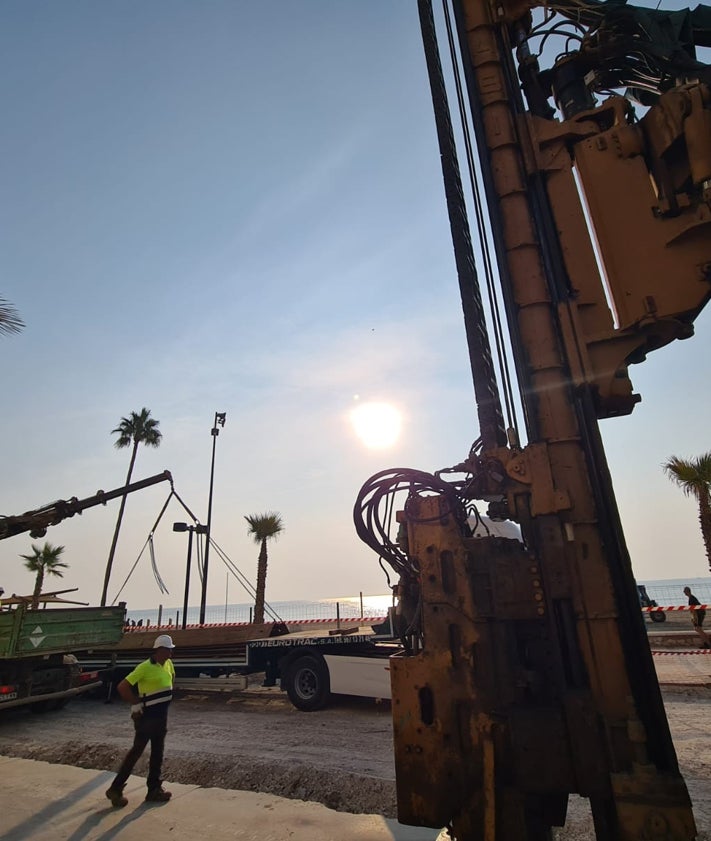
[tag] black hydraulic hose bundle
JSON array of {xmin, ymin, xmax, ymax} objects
[{"xmin": 353, "ymin": 467, "xmax": 469, "ymax": 581}]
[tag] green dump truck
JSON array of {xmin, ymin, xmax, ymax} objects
[
  {"xmin": 0, "ymin": 471, "xmax": 174, "ymax": 712},
  {"xmin": 0, "ymin": 601, "xmax": 126, "ymax": 712}
]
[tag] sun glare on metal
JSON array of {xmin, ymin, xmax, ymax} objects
[{"xmin": 350, "ymin": 402, "xmax": 402, "ymax": 449}]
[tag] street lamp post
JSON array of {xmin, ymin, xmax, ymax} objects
[
  {"xmin": 200, "ymin": 412, "xmax": 226, "ymax": 625},
  {"xmin": 173, "ymin": 521, "xmax": 208, "ymax": 630}
]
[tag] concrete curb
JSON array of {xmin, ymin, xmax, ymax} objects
[{"xmin": 0, "ymin": 755, "xmax": 445, "ymax": 841}]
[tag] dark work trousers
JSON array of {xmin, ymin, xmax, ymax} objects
[{"xmin": 111, "ymin": 714, "xmax": 168, "ymax": 792}]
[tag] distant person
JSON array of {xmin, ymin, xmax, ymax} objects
[
  {"xmin": 105, "ymin": 634, "xmax": 176, "ymax": 807},
  {"xmin": 683, "ymin": 587, "xmax": 710, "ymax": 649}
]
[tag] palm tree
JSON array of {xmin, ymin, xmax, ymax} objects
[
  {"xmin": 101, "ymin": 408, "xmax": 162, "ymax": 605},
  {"xmin": 20, "ymin": 542, "xmax": 68, "ymax": 609},
  {"xmin": 0, "ymin": 295, "xmax": 24, "ymax": 336},
  {"xmin": 663, "ymin": 452, "xmax": 711, "ymax": 571},
  {"xmin": 245, "ymin": 512, "xmax": 284, "ymax": 624}
]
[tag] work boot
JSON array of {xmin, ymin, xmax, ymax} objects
[
  {"xmin": 145, "ymin": 786, "xmax": 172, "ymax": 803},
  {"xmin": 106, "ymin": 787, "xmax": 128, "ymax": 808}
]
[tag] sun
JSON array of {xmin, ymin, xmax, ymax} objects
[{"xmin": 350, "ymin": 402, "xmax": 402, "ymax": 449}]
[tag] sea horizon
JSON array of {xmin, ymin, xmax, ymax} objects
[
  {"xmin": 124, "ymin": 592, "xmax": 396, "ymax": 627},
  {"xmin": 122, "ymin": 577, "xmax": 711, "ymax": 627}
]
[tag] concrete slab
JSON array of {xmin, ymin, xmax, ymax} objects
[
  {"xmin": 0, "ymin": 756, "xmax": 445, "ymax": 841},
  {"xmin": 654, "ymin": 651, "xmax": 711, "ymax": 687}
]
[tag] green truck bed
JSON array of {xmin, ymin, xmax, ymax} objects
[{"xmin": 0, "ymin": 604, "xmax": 126, "ymax": 659}]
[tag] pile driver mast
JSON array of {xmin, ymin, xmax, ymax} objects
[{"xmin": 356, "ymin": 0, "xmax": 710, "ymax": 838}]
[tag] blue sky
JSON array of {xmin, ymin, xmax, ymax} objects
[{"xmin": 1, "ymin": 1, "xmax": 709, "ymax": 612}]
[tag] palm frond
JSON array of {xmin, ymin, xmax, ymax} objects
[
  {"xmin": 244, "ymin": 512, "xmax": 284, "ymax": 543},
  {"xmin": 0, "ymin": 296, "xmax": 24, "ymax": 336},
  {"xmin": 20, "ymin": 542, "xmax": 67, "ymax": 572},
  {"xmin": 111, "ymin": 408, "xmax": 162, "ymax": 448},
  {"xmin": 663, "ymin": 452, "xmax": 711, "ymax": 498}
]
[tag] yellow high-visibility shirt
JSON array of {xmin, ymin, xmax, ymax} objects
[{"xmin": 125, "ymin": 657, "xmax": 175, "ymax": 717}]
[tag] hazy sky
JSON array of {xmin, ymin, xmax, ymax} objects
[{"xmin": 1, "ymin": 1, "xmax": 709, "ymax": 613}]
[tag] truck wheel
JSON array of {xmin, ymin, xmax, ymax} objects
[
  {"xmin": 284, "ymin": 654, "xmax": 330, "ymax": 711},
  {"xmin": 650, "ymin": 611, "xmax": 667, "ymax": 623}
]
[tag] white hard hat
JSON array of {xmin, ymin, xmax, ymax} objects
[{"xmin": 153, "ymin": 634, "xmax": 175, "ymax": 649}]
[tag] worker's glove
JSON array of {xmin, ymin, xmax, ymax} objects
[{"xmin": 130, "ymin": 703, "xmax": 143, "ymax": 720}]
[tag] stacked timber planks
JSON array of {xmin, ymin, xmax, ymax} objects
[
  {"xmin": 114, "ymin": 622, "xmax": 279, "ymax": 652},
  {"xmin": 88, "ymin": 623, "xmax": 281, "ymax": 669}
]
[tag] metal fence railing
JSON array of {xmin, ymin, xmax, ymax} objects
[
  {"xmin": 642, "ymin": 582, "xmax": 711, "ymax": 607},
  {"xmin": 126, "ymin": 596, "xmax": 392, "ymax": 628},
  {"xmin": 125, "ymin": 582, "xmax": 711, "ymax": 628}
]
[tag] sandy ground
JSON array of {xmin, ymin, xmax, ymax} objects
[
  {"xmin": 0, "ymin": 686, "xmax": 399, "ymax": 817},
  {"xmin": 0, "ymin": 682, "xmax": 708, "ymax": 838}
]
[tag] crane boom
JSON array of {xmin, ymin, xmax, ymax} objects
[{"xmin": 0, "ymin": 471, "xmax": 173, "ymax": 541}]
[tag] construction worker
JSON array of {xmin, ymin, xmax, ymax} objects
[
  {"xmin": 683, "ymin": 587, "xmax": 711, "ymax": 649},
  {"xmin": 105, "ymin": 633, "xmax": 176, "ymax": 807}
]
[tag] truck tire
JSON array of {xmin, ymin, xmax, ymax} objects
[
  {"xmin": 650, "ymin": 610, "xmax": 667, "ymax": 623},
  {"xmin": 284, "ymin": 653, "xmax": 330, "ymax": 712}
]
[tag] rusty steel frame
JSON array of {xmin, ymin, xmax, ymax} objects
[{"xmin": 389, "ymin": 0, "xmax": 711, "ymax": 838}]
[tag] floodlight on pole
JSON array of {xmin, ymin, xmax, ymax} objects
[
  {"xmin": 199, "ymin": 411, "xmax": 226, "ymax": 625},
  {"xmin": 174, "ymin": 521, "xmax": 207, "ymax": 629}
]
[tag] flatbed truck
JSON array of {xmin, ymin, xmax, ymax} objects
[
  {"xmin": 248, "ymin": 618, "xmax": 398, "ymax": 711},
  {"xmin": 0, "ymin": 471, "xmax": 173, "ymax": 712},
  {"xmin": 82, "ymin": 613, "xmax": 399, "ymax": 711}
]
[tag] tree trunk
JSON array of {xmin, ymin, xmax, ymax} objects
[
  {"xmin": 698, "ymin": 491, "xmax": 711, "ymax": 572},
  {"xmin": 31, "ymin": 568, "xmax": 44, "ymax": 611},
  {"xmin": 253, "ymin": 538, "xmax": 268, "ymax": 624},
  {"xmin": 101, "ymin": 441, "xmax": 139, "ymax": 606}
]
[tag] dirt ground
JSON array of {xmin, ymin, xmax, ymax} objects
[{"xmin": 0, "ymin": 682, "xmax": 709, "ymax": 838}]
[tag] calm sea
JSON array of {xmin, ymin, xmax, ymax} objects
[
  {"xmin": 125, "ymin": 593, "xmax": 395, "ymax": 627},
  {"xmin": 124, "ymin": 578, "xmax": 711, "ymax": 627},
  {"xmin": 636, "ymin": 577, "xmax": 711, "ymax": 607}
]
